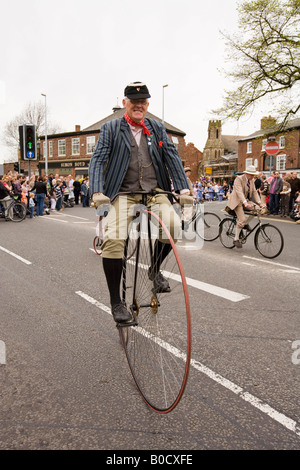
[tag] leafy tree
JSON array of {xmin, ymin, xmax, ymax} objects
[
  {"xmin": 215, "ymin": 0, "xmax": 300, "ymax": 128},
  {"xmin": 2, "ymin": 101, "xmax": 61, "ymax": 152}
]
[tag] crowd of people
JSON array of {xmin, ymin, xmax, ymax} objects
[
  {"xmin": 1, "ymin": 169, "xmax": 300, "ymax": 223},
  {"xmin": 0, "ymin": 172, "xmax": 91, "ymax": 218},
  {"xmin": 188, "ymin": 171, "xmax": 300, "ymax": 223}
]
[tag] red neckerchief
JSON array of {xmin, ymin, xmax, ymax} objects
[{"xmin": 124, "ymin": 112, "xmax": 150, "ymax": 136}]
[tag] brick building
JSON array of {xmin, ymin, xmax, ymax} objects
[{"xmin": 237, "ymin": 116, "xmax": 300, "ymax": 175}]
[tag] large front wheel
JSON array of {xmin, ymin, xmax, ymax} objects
[
  {"xmin": 254, "ymin": 224, "xmax": 284, "ymax": 258},
  {"xmin": 120, "ymin": 211, "xmax": 192, "ymax": 413}
]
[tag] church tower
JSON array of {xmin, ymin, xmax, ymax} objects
[{"xmin": 203, "ymin": 120, "xmax": 225, "ymax": 163}]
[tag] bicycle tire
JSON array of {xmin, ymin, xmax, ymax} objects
[
  {"xmin": 219, "ymin": 217, "xmax": 236, "ymax": 249},
  {"xmin": 254, "ymin": 224, "xmax": 284, "ymax": 259},
  {"xmin": 195, "ymin": 212, "xmax": 221, "ymax": 241},
  {"xmin": 120, "ymin": 210, "xmax": 192, "ymax": 414},
  {"xmin": 7, "ymin": 202, "xmax": 26, "ymax": 222},
  {"xmin": 93, "ymin": 236, "xmax": 102, "ymax": 255}
]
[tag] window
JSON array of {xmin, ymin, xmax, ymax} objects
[
  {"xmin": 247, "ymin": 142, "xmax": 252, "ymax": 153},
  {"xmin": 87, "ymin": 136, "xmax": 95, "ymax": 154},
  {"xmin": 279, "ymin": 136, "xmax": 285, "ymax": 149},
  {"xmin": 43, "ymin": 141, "xmax": 53, "ymax": 157},
  {"xmin": 262, "ymin": 138, "xmax": 267, "ymax": 151},
  {"xmin": 276, "ymin": 154, "xmax": 286, "ymax": 171},
  {"xmin": 245, "ymin": 157, "xmax": 253, "ymax": 168},
  {"xmin": 58, "ymin": 140, "xmax": 66, "ymax": 156},
  {"xmin": 72, "ymin": 137, "xmax": 80, "ymax": 155}
]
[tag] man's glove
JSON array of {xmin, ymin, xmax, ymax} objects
[
  {"xmin": 92, "ymin": 192, "xmax": 111, "ymax": 208},
  {"xmin": 179, "ymin": 194, "xmax": 194, "ymax": 206}
]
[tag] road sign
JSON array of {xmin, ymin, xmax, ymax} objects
[
  {"xmin": 265, "ymin": 141, "xmax": 279, "ymax": 155},
  {"xmin": 206, "ymin": 166, "xmax": 212, "ymax": 174},
  {"xmin": 26, "ymin": 151, "xmax": 35, "ymax": 159},
  {"xmin": 265, "ymin": 155, "xmax": 276, "ymax": 169}
]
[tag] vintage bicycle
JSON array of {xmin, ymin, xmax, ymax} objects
[
  {"xmin": 219, "ymin": 206, "xmax": 284, "ymax": 259},
  {"xmin": 95, "ymin": 190, "xmax": 192, "ymax": 413},
  {"xmin": 181, "ymin": 199, "xmax": 221, "ymax": 241},
  {"xmin": 0, "ymin": 197, "xmax": 26, "ymax": 222}
]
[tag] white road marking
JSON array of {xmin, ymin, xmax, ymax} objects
[
  {"xmin": 58, "ymin": 213, "xmax": 90, "ymax": 221},
  {"xmin": 40, "ymin": 217, "xmax": 68, "ymax": 223},
  {"xmin": 0, "ymin": 246, "xmax": 32, "ymax": 265},
  {"xmin": 243, "ymin": 256, "xmax": 300, "ymax": 271},
  {"xmin": 75, "ymin": 290, "xmax": 300, "ymax": 438},
  {"xmin": 0, "ymin": 340, "xmax": 6, "ymax": 365},
  {"xmin": 127, "ymin": 259, "xmax": 249, "ymax": 303}
]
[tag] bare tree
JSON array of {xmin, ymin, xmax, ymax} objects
[
  {"xmin": 2, "ymin": 101, "xmax": 61, "ymax": 150},
  {"xmin": 214, "ymin": 0, "xmax": 300, "ymax": 128}
]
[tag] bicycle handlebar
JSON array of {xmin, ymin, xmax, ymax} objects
[{"xmin": 110, "ymin": 189, "xmax": 180, "ymax": 205}]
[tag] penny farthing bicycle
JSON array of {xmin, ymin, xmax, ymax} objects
[{"xmin": 107, "ymin": 190, "xmax": 192, "ymax": 414}]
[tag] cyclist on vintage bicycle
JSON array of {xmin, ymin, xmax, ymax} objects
[
  {"xmin": 226, "ymin": 165, "xmax": 266, "ymax": 248},
  {"xmin": 89, "ymin": 81, "xmax": 193, "ymax": 324},
  {"xmin": 0, "ymin": 176, "xmax": 13, "ymax": 218}
]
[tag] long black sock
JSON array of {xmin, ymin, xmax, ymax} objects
[
  {"xmin": 152, "ymin": 240, "xmax": 172, "ymax": 273},
  {"xmin": 102, "ymin": 258, "xmax": 123, "ymax": 307}
]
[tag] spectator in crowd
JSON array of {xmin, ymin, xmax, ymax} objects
[
  {"xmin": 288, "ymin": 172, "xmax": 300, "ymax": 213},
  {"xmin": 30, "ymin": 176, "xmax": 48, "ymax": 216},
  {"xmin": 73, "ymin": 178, "xmax": 81, "ymax": 205},
  {"xmin": 280, "ymin": 176, "xmax": 291, "ymax": 217},
  {"xmin": 269, "ymin": 171, "xmax": 283, "ymax": 215},
  {"xmin": 81, "ymin": 179, "xmax": 89, "ymax": 207}
]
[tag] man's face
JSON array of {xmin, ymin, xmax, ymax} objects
[
  {"xmin": 245, "ymin": 173, "xmax": 255, "ymax": 181},
  {"xmin": 274, "ymin": 172, "xmax": 280, "ymax": 178},
  {"xmin": 123, "ymin": 98, "xmax": 149, "ymax": 123}
]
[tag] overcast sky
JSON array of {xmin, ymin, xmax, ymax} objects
[{"xmin": 0, "ymin": 0, "xmax": 266, "ymax": 164}]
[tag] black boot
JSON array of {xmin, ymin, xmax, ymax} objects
[
  {"xmin": 148, "ymin": 240, "xmax": 172, "ymax": 293},
  {"xmin": 102, "ymin": 258, "xmax": 132, "ymax": 323}
]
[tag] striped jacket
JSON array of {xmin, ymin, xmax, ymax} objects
[{"xmin": 88, "ymin": 116, "xmax": 189, "ymax": 199}]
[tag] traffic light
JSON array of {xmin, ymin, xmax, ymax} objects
[
  {"xmin": 19, "ymin": 124, "xmax": 37, "ymax": 160},
  {"xmin": 14, "ymin": 162, "xmax": 19, "ymax": 172}
]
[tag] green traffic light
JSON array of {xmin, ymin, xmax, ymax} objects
[{"xmin": 27, "ymin": 142, "xmax": 32, "ymax": 149}]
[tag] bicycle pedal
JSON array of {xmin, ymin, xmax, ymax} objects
[
  {"xmin": 116, "ymin": 317, "xmax": 138, "ymax": 328},
  {"xmin": 151, "ymin": 286, "xmax": 171, "ymax": 294}
]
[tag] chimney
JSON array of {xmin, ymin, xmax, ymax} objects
[
  {"xmin": 261, "ymin": 116, "xmax": 276, "ymax": 129},
  {"xmin": 75, "ymin": 125, "xmax": 81, "ymax": 132}
]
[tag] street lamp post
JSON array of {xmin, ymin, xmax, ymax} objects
[
  {"xmin": 41, "ymin": 93, "xmax": 48, "ymax": 175},
  {"xmin": 162, "ymin": 84, "xmax": 168, "ymax": 125}
]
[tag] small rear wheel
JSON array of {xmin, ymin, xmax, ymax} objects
[{"xmin": 93, "ymin": 236, "xmax": 102, "ymax": 255}]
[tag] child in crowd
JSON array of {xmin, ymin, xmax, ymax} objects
[{"xmin": 29, "ymin": 192, "xmax": 35, "ymax": 219}]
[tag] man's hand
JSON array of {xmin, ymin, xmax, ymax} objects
[
  {"xmin": 92, "ymin": 192, "xmax": 110, "ymax": 208},
  {"xmin": 179, "ymin": 194, "xmax": 194, "ymax": 206},
  {"xmin": 243, "ymin": 201, "xmax": 253, "ymax": 210}
]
